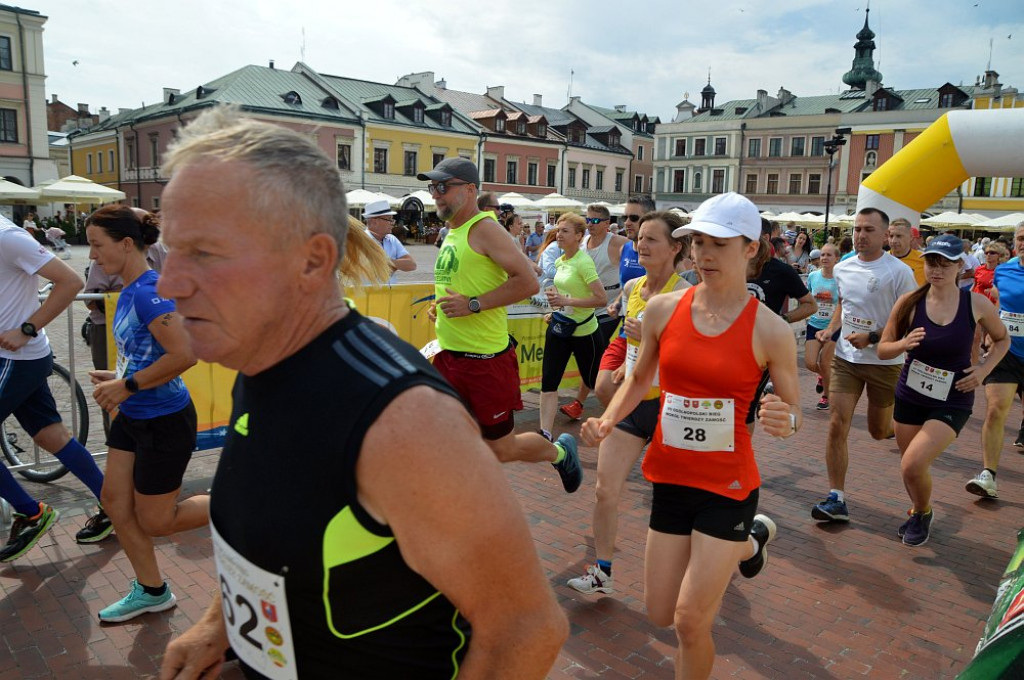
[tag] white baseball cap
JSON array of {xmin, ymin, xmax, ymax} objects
[{"xmin": 672, "ymin": 192, "xmax": 761, "ymax": 241}]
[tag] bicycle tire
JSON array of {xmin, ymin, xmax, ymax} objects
[{"xmin": 1, "ymin": 362, "xmax": 88, "ymax": 483}]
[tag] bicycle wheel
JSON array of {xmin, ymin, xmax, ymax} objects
[{"xmin": 1, "ymin": 362, "xmax": 88, "ymax": 483}]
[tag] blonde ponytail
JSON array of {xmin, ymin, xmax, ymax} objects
[{"xmin": 340, "ymin": 215, "xmax": 393, "ymax": 286}]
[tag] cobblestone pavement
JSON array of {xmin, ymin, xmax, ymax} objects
[{"xmin": 1, "ymin": 245, "xmax": 1021, "ymax": 678}]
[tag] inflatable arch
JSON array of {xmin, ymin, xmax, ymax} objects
[{"xmin": 856, "ymin": 108, "xmax": 1024, "ymax": 226}]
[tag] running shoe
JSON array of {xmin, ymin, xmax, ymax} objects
[
  {"xmin": 901, "ymin": 510, "xmax": 934, "ymax": 547},
  {"xmin": 559, "ymin": 399, "xmax": 585, "ymax": 421},
  {"xmin": 739, "ymin": 514, "xmax": 777, "ymax": 578},
  {"xmin": 76, "ymin": 507, "xmax": 114, "ymax": 544},
  {"xmin": 1015, "ymin": 420, "xmax": 1024, "ymax": 448},
  {"xmin": 0, "ymin": 503, "xmax": 59, "ymax": 563},
  {"xmin": 98, "ymin": 580, "xmax": 176, "ymax": 623},
  {"xmin": 815, "ymin": 376, "xmax": 824, "ymax": 394},
  {"xmin": 816, "ymin": 397, "xmax": 830, "ymax": 411},
  {"xmin": 965, "ymin": 470, "xmax": 998, "ymax": 499},
  {"xmin": 897, "ymin": 512, "xmax": 911, "ymax": 538},
  {"xmin": 567, "ymin": 564, "xmax": 614, "ymax": 594},
  {"xmin": 811, "ymin": 493, "xmax": 849, "ymax": 522},
  {"xmin": 553, "ymin": 433, "xmax": 582, "ymax": 493}
]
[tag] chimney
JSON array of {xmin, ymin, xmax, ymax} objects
[
  {"xmin": 983, "ymin": 70, "xmax": 1001, "ymax": 90},
  {"xmin": 77, "ymin": 103, "xmax": 89, "ymax": 115},
  {"xmin": 98, "ymin": 107, "xmax": 110, "ymax": 122},
  {"xmin": 776, "ymin": 87, "xmax": 794, "ymax": 105},
  {"xmin": 436, "ymin": 78, "xmax": 446, "ymax": 90},
  {"xmin": 757, "ymin": 89, "xmax": 768, "ymax": 111},
  {"xmin": 396, "ymin": 72, "xmax": 437, "ymax": 95},
  {"xmin": 865, "ymin": 79, "xmax": 879, "ymax": 97},
  {"xmin": 269, "ymin": 59, "xmax": 275, "ymax": 69},
  {"xmin": 162, "ymin": 88, "xmax": 180, "ymax": 104},
  {"xmin": 533, "ymin": 94, "xmax": 542, "ymax": 106},
  {"xmin": 570, "ymin": 96, "xmax": 581, "ymax": 105},
  {"xmin": 51, "ymin": 93, "xmax": 58, "ymax": 104},
  {"xmin": 486, "ymin": 85, "xmax": 504, "ymax": 101},
  {"xmin": 614, "ymin": 104, "xmax": 626, "ymax": 112}
]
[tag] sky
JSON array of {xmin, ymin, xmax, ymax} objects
[{"xmin": 34, "ymin": 0, "xmax": 1024, "ymax": 122}]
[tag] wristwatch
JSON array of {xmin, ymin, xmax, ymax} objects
[
  {"xmin": 20, "ymin": 322, "xmax": 37, "ymax": 337},
  {"xmin": 867, "ymin": 331, "xmax": 881, "ymax": 345},
  {"xmin": 468, "ymin": 297, "xmax": 482, "ymax": 313},
  {"xmin": 789, "ymin": 412, "xmax": 798, "ymax": 436},
  {"xmin": 124, "ymin": 376, "xmax": 140, "ymax": 394}
]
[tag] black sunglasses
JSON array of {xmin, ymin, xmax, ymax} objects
[
  {"xmin": 427, "ymin": 181, "xmax": 471, "ymax": 196},
  {"xmin": 624, "ymin": 214, "xmax": 642, "ymax": 222},
  {"xmin": 585, "ymin": 217, "xmax": 608, "ymax": 225}
]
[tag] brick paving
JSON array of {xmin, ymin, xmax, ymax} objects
[{"xmin": 1, "ymin": 245, "xmax": 1022, "ymax": 678}]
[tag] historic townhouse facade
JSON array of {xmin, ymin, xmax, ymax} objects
[{"xmin": 564, "ymin": 98, "xmax": 658, "ymax": 196}]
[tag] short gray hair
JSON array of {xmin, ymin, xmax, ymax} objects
[
  {"xmin": 586, "ymin": 203, "xmax": 611, "ymax": 219},
  {"xmin": 163, "ymin": 105, "xmax": 348, "ymax": 263}
]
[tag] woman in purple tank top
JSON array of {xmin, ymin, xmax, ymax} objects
[{"xmin": 878, "ymin": 235, "xmax": 1008, "ymax": 547}]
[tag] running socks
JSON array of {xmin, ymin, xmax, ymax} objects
[
  {"xmin": 596, "ymin": 559, "xmax": 612, "ymax": 576},
  {"xmin": 553, "ymin": 442, "xmax": 566, "ymax": 464},
  {"xmin": 0, "ymin": 466, "xmax": 41, "ymax": 516},
  {"xmin": 142, "ymin": 582, "xmax": 168, "ymax": 597},
  {"xmin": 985, "ymin": 468, "xmax": 997, "ymax": 479},
  {"xmin": 54, "ymin": 439, "xmax": 104, "ymax": 499},
  {"xmin": 831, "ymin": 489, "xmax": 845, "ymax": 503}
]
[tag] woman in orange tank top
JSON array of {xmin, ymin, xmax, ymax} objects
[{"xmin": 582, "ymin": 192, "xmax": 802, "ymax": 680}]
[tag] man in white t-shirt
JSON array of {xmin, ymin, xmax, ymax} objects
[
  {"xmin": 0, "ymin": 216, "xmax": 112, "ymax": 562},
  {"xmin": 811, "ymin": 207, "xmax": 917, "ymax": 523},
  {"xmin": 363, "ymin": 199, "xmax": 416, "ymax": 284}
]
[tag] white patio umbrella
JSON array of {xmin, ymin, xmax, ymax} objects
[
  {"xmin": 0, "ymin": 178, "xmax": 40, "ymax": 203},
  {"xmin": 773, "ymin": 211, "xmax": 808, "ymax": 223},
  {"xmin": 346, "ymin": 189, "xmax": 386, "ymax": 208},
  {"xmin": 976, "ymin": 213, "xmax": 1024, "ymax": 232},
  {"xmin": 608, "ymin": 203, "xmax": 627, "ymax": 217},
  {"xmin": 38, "ymin": 175, "xmax": 126, "ymax": 203},
  {"xmin": 402, "ymin": 189, "xmax": 436, "ymax": 211},
  {"xmin": 498, "ymin": 192, "xmax": 538, "ymax": 209},
  {"xmin": 921, "ymin": 211, "xmax": 983, "ymax": 228},
  {"xmin": 535, "ymin": 193, "xmax": 585, "ymax": 212}
]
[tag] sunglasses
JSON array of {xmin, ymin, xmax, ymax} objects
[
  {"xmin": 427, "ymin": 181, "xmax": 470, "ymax": 196},
  {"xmin": 624, "ymin": 214, "xmax": 642, "ymax": 222},
  {"xmin": 986, "ymin": 251, "xmax": 1000, "ymax": 255},
  {"xmin": 585, "ymin": 217, "xmax": 608, "ymax": 225}
]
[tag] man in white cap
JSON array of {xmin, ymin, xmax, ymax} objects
[{"xmin": 363, "ymin": 199, "xmax": 416, "ymax": 284}]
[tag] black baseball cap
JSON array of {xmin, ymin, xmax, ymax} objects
[{"xmin": 417, "ymin": 157, "xmax": 480, "ymax": 186}]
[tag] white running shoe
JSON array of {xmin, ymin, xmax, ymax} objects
[
  {"xmin": 965, "ymin": 470, "xmax": 998, "ymax": 499},
  {"xmin": 567, "ymin": 564, "xmax": 614, "ymax": 594}
]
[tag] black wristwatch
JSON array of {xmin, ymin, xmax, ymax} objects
[
  {"xmin": 468, "ymin": 297, "xmax": 482, "ymax": 313},
  {"xmin": 867, "ymin": 331, "xmax": 881, "ymax": 345},
  {"xmin": 20, "ymin": 322, "xmax": 38, "ymax": 337},
  {"xmin": 124, "ymin": 376, "xmax": 140, "ymax": 394}
]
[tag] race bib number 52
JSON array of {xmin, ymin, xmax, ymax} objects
[{"xmin": 211, "ymin": 523, "xmax": 297, "ymax": 679}]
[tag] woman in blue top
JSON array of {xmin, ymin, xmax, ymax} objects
[
  {"xmin": 806, "ymin": 244, "xmax": 841, "ymax": 410},
  {"xmin": 85, "ymin": 206, "xmax": 207, "ymax": 622},
  {"xmin": 878, "ymin": 236, "xmax": 1007, "ymax": 547}
]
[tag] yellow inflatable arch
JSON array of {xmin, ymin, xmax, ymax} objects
[{"xmin": 856, "ymin": 108, "xmax": 1024, "ymax": 225}]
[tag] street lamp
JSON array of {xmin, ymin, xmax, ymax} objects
[{"xmin": 823, "ymin": 128, "xmax": 850, "ymax": 233}]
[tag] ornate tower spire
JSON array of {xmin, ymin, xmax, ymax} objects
[
  {"xmin": 700, "ymin": 69, "xmax": 716, "ymax": 111},
  {"xmin": 842, "ymin": 7, "xmax": 883, "ymax": 90}
]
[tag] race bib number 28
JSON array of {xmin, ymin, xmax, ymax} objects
[
  {"xmin": 211, "ymin": 523, "xmax": 297, "ymax": 680},
  {"xmin": 660, "ymin": 393, "xmax": 735, "ymax": 452}
]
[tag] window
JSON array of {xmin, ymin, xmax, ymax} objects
[
  {"xmin": 808, "ymin": 173, "xmax": 822, "ymax": 194},
  {"xmin": 939, "ymin": 92, "xmax": 956, "ymax": 108},
  {"xmin": 811, "ymin": 136, "xmax": 825, "ymax": 156},
  {"xmin": 615, "ymin": 171, "xmax": 623, "ymax": 192},
  {"xmin": 483, "ymin": 158, "xmax": 496, "ymax": 183},
  {"xmin": 131, "ymin": 196, "xmax": 140, "ymax": 208},
  {"xmin": 634, "ymin": 175, "xmax": 643, "ymax": 193},
  {"xmin": 125, "ymin": 137, "xmax": 136, "ymax": 170},
  {"xmin": 674, "ymin": 170, "xmax": 687, "ymax": 193},
  {"xmin": 712, "ymin": 169, "xmax": 725, "ymax": 194},
  {"xmin": 766, "ymin": 173, "xmax": 779, "ymax": 194},
  {"xmin": 404, "ymin": 150, "xmax": 417, "ymax": 176},
  {"xmin": 0, "ymin": 37, "xmax": 10, "ymax": 71},
  {"xmin": 790, "ymin": 137, "xmax": 805, "ymax": 157},
  {"xmin": 153, "ymin": 196, "xmax": 160, "ymax": 210},
  {"xmin": 413, "ymin": 108, "xmax": 424, "ymax": 124},
  {"xmin": 747, "ymin": 138, "xmax": 761, "ymax": 158},
  {"xmin": 609, "ymin": 134, "xmax": 620, "ymax": 148},
  {"xmin": 373, "ymin": 148, "xmax": 388, "ymax": 174},
  {"xmin": 507, "ymin": 160, "xmax": 518, "ymax": 183},
  {"xmin": 714, "ymin": 137, "xmax": 726, "ymax": 156},
  {"xmin": 528, "ymin": 162, "xmax": 538, "ymax": 186},
  {"xmin": 1011, "ymin": 177, "xmax": 1024, "ymax": 198},
  {"xmin": 768, "ymin": 137, "xmax": 782, "ymax": 157},
  {"xmin": 440, "ymin": 110, "xmax": 452, "ymax": 127},
  {"xmin": 675, "ymin": 139, "xmax": 687, "ymax": 157},
  {"xmin": 974, "ymin": 177, "xmax": 993, "ymax": 197},
  {"xmin": 694, "ymin": 138, "xmax": 706, "ymax": 156},
  {"xmin": 595, "ymin": 169, "xmax": 604, "ymax": 190},
  {"xmin": 337, "ymin": 143, "xmax": 352, "ymax": 171},
  {"xmin": 86, "ymin": 154, "xmax": 93, "ymax": 174},
  {"xmin": 693, "ymin": 172, "xmax": 702, "ymax": 191},
  {"xmin": 97, "ymin": 151, "xmax": 103, "ymax": 174},
  {"xmin": 637, "ymin": 145, "xmax": 644, "ymax": 161},
  {"xmin": 495, "ymin": 118, "xmax": 506, "ymax": 133},
  {"xmin": 109, "ymin": 149, "xmax": 115, "ymax": 171},
  {"xmin": 865, "ymin": 151, "xmax": 878, "ymax": 167},
  {"xmin": 745, "ymin": 173, "xmax": 757, "ymax": 194},
  {"xmin": 582, "ymin": 169, "xmax": 590, "ymax": 189},
  {"xmin": 568, "ymin": 167, "xmax": 576, "ymax": 188},
  {"xmin": 432, "ymin": 152, "xmax": 445, "ymax": 168},
  {"xmin": 547, "ymin": 165, "xmax": 557, "ymax": 187},
  {"xmin": 873, "ymin": 96, "xmax": 888, "ymax": 112},
  {"xmin": 517, "ymin": 121, "xmax": 526, "ymax": 135},
  {"xmin": 788, "ymin": 173, "xmax": 801, "ymax": 194},
  {"xmin": 383, "ymin": 102, "xmax": 395, "ymax": 119},
  {"xmin": 149, "ymin": 134, "xmax": 159, "ymax": 166},
  {"xmin": 865, "ymin": 134, "xmax": 880, "ymax": 150},
  {"xmin": 537, "ymin": 123, "xmax": 546, "ymax": 136}
]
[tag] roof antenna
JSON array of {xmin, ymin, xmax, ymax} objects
[
  {"xmin": 300, "ymin": 27, "xmax": 306, "ymax": 62},
  {"xmin": 987, "ymin": 37, "xmax": 993, "ymax": 71}
]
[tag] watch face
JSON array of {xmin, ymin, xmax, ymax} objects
[{"xmin": 468, "ymin": 298, "xmax": 481, "ymax": 312}]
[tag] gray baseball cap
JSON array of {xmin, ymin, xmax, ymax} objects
[{"xmin": 417, "ymin": 157, "xmax": 480, "ymax": 186}]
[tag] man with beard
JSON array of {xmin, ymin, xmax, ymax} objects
[{"xmin": 425, "ymin": 158, "xmax": 583, "ymax": 493}]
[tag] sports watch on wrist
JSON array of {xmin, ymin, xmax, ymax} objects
[
  {"xmin": 468, "ymin": 297, "xmax": 482, "ymax": 313},
  {"xmin": 867, "ymin": 331, "xmax": 881, "ymax": 345},
  {"xmin": 124, "ymin": 376, "xmax": 140, "ymax": 394},
  {"xmin": 20, "ymin": 322, "xmax": 38, "ymax": 337}
]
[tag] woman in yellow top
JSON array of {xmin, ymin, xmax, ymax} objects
[
  {"xmin": 568, "ymin": 211, "xmax": 690, "ymax": 595},
  {"xmin": 540, "ymin": 213, "xmax": 607, "ymax": 441}
]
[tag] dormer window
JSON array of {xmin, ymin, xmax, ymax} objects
[
  {"xmin": 322, "ymin": 96, "xmax": 340, "ymax": 110},
  {"xmin": 282, "ymin": 91, "xmax": 302, "ymax": 105},
  {"xmin": 873, "ymin": 97, "xmax": 888, "ymax": 111},
  {"xmin": 537, "ymin": 123, "xmax": 546, "ymax": 136},
  {"xmin": 440, "ymin": 110, "xmax": 452, "ymax": 126},
  {"xmin": 517, "ymin": 121, "xmax": 526, "ymax": 134},
  {"xmin": 413, "ymin": 107, "xmax": 424, "ymax": 123},
  {"xmin": 383, "ymin": 102, "xmax": 395, "ymax": 119},
  {"xmin": 495, "ymin": 118, "xmax": 506, "ymax": 133},
  {"xmin": 609, "ymin": 134, "xmax": 620, "ymax": 147}
]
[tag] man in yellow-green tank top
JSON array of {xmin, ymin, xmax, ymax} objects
[{"xmin": 422, "ymin": 158, "xmax": 583, "ymax": 493}]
